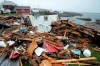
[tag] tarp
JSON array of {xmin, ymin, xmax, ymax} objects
[
  {"xmin": 0, "ymin": 59, "xmax": 20, "ymax": 66},
  {"xmin": 43, "ymin": 41, "xmax": 57, "ymax": 52},
  {"xmin": 0, "ymin": 41, "xmax": 7, "ymax": 47},
  {"xmin": 0, "ymin": 53, "xmax": 20, "ymax": 66},
  {"xmin": 0, "ymin": 53, "xmax": 6, "ymax": 64}
]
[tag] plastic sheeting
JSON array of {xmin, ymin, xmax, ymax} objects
[
  {"xmin": 35, "ymin": 47, "xmax": 44, "ymax": 56},
  {"xmin": 0, "ymin": 59, "xmax": 20, "ymax": 66},
  {"xmin": 0, "ymin": 53, "xmax": 6, "ymax": 64},
  {"xmin": 0, "ymin": 41, "xmax": 7, "ymax": 47},
  {"xmin": 0, "ymin": 52, "xmax": 20, "ymax": 66}
]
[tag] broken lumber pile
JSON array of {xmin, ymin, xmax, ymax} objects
[{"xmin": 0, "ymin": 17, "xmax": 100, "ymax": 66}]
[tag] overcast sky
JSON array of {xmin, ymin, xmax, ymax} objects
[{"xmin": 0, "ymin": 0, "xmax": 100, "ymax": 13}]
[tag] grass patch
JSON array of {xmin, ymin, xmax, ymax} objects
[
  {"xmin": 23, "ymin": 62, "xmax": 31, "ymax": 66},
  {"xmin": 0, "ymin": 13, "xmax": 21, "ymax": 16},
  {"xmin": 88, "ymin": 44, "xmax": 100, "ymax": 62},
  {"xmin": 90, "ymin": 48, "xmax": 100, "ymax": 62}
]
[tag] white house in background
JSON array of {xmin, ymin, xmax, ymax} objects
[
  {"xmin": 32, "ymin": 8, "xmax": 54, "ymax": 13},
  {"xmin": 24, "ymin": 14, "xmax": 59, "ymax": 32},
  {"xmin": 32, "ymin": 8, "xmax": 40, "ymax": 12},
  {"xmin": 0, "ymin": 1, "xmax": 17, "ymax": 14}
]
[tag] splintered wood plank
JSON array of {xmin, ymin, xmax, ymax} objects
[
  {"xmin": 64, "ymin": 30, "xmax": 67, "ymax": 37},
  {"xmin": 43, "ymin": 39, "xmax": 63, "ymax": 47},
  {"xmin": 18, "ymin": 38, "xmax": 33, "ymax": 41},
  {"xmin": 51, "ymin": 57, "xmax": 96, "ymax": 63},
  {"xmin": 27, "ymin": 40, "xmax": 38, "ymax": 57},
  {"xmin": 0, "ymin": 47, "xmax": 5, "ymax": 56},
  {"xmin": 42, "ymin": 53, "xmax": 55, "ymax": 61},
  {"xmin": 91, "ymin": 47, "xmax": 100, "ymax": 52},
  {"xmin": 19, "ymin": 59, "xmax": 23, "ymax": 66},
  {"xmin": 40, "ymin": 60, "xmax": 52, "ymax": 66},
  {"xmin": 52, "ymin": 63, "xmax": 64, "ymax": 66}
]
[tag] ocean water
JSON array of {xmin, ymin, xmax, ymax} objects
[{"xmin": 69, "ymin": 13, "xmax": 100, "ymax": 25}]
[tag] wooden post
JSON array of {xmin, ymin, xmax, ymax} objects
[
  {"xmin": 64, "ymin": 30, "xmax": 67, "ymax": 38},
  {"xmin": 42, "ymin": 53, "xmax": 55, "ymax": 61},
  {"xmin": 51, "ymin": 57, "xmax": 96, "ymax": 63}
]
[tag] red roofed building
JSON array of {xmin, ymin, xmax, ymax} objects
[
  {"xmin": 0, "ymin": 1, "xmax": 31, "ymax": 14},
  {"xmin": 15, "ymin": 6, "xmax": 31, "ymax": 14}
]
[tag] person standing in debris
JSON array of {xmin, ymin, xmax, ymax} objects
[
  {"xmin": 27, "ymin": 16, "xmax": 31, "ymax": 26},
  {"xmin": 24, "ymin": 16, "xmax": 29, "ymax": 26}
]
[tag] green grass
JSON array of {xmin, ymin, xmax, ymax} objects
[
  {"xmin": 88, "ymin": 44, "xmax": 100, "ymax": 62},
  {"xmin": 23, "ymin": 62, "xmax": 31, "ymax": 66},
  {"xmin": 69, "ymin": 44, "xmax": 100, "ymax": 66},
  {"xmin": 83, "ymin": 44, "xmax": 100, "ymax": 62},
  {"xmin": 90, "ymin": 48, "xmax": 100, "ymax": 62},
  {"xmin": 0, "ymin": 13, "xmax": 21, "ymax": 16}
]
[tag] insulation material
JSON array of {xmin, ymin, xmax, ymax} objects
[
  {"xmin": 7, "ymin": 40, "xmax": 15, "ymax": 46},
  {"xmin": 0, "ymin": 41, "xmax": 7, "ymax": 47},
  {"xmin": 35, "ymin": 47, "xmax": 44, "ymax": 56}
]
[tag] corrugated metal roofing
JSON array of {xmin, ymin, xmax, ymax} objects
[{"xmin": 15, "ymin": 6, "xmax": 30, "ymax": 9}]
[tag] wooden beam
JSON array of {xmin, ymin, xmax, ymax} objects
[
  {"xmin": 43, "ymin": 39, "xmax": 63, "ymax": 46},
  {"xmin": 51, "ymin": 57, "xmax": 96, "ymax": 63},
  {"xmin": 42, "ymin": 53, "xmax": 55, "ymax": 61},
  {"xmin": 40, "ymin": 60, "xmax": 52, "ymax": 66},
  {"xmin": 91, "ymin": 47, "xmax": 100, "ymax": 52},
  {"xmin": 64, "ymin": 30, "xmax": 67, "ymax": 38},
  {"xmin": 27, "ymin": 40, "xmax": 38, "ymax": 57},
  {"xmin": 62, "ymin": 63, "xmax": 91, "ymax": 65},
  {"xmin": 18, "ymin": 38, "xmax": 33, "ymax": 41}
]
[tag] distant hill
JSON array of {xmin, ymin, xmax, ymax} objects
[{"xmin": 58, "ymin": 12, "xmax": 83, "ymax": 17}]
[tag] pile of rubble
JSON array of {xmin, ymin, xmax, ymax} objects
[
  {"xmin": 0, "ymin": 16, "xmax": 21, "ymax": 25},
  {"xmin": 0, "ymin": 17, "xmax": 100, "ymax": 66},
  {"xmin": 51, "ymin": 20, "xmax": 100, "ymax": 47}
]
